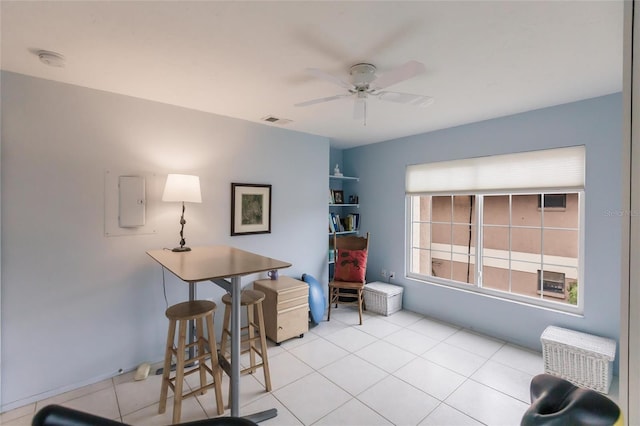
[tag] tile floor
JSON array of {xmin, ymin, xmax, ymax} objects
[{"xmin": 0, "ymin": 307, "xmax": 620, "ymax": 426}]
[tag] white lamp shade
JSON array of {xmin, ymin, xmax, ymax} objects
[{"xmin": 162, "ymin": 174, "xmax": 202, "ymax": 203}]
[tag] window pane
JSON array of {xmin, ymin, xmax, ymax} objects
[
  {"xmin": 452, "ymin": 255, "xmax": 476, "ymax": 284},
  {"xmin": 543, "ymin": 229, "xmax": 579, "ymax": 258},
  {"xmin": 565, "ymin": 270, "xmax": 579, "ymax": 305},
  {"xmin": 411, "ymin": 247, "xmax": 432, "ymax": 277},
  {"xmin": 482, "ymin": 264, "xmax": 510, "ymax": 291},
  {"xmin": 432, "ymin": 196, "xmax": 452, "ymax": 221},
  {"xmin": 484, "ymin": 195, "xmax": 510, "ymax": 225},
  {"xmin": 432, "ymin": 223, "xmax": 452, "ymax": 244},
  {"xmin": 511, "ymin": 227, "xmax": 541, "ymax": 255},
  {"xmin": 416, "ymin": 196, "xmax": 432, "ymax": 221},
  {"xmin": 431, "ymin": 250, "xmax": 452, "ymax": 279},
  {"xmin": 411, "ymin": 222, "xmax": 431, "ymax": 250},
  {"xmin": 512, "ymin": 194, "xmax": 541, "ymax": 227},
  {"xmin": 453, "ymin": 224, "xmax": 476, "ymax": 250},
  {"xmin": 453, "ymin": 195, "xmax": 475, "ymax": 223},
  {"xmin": 510, "ymin": 260, "xmax": 542, "ymax": 299},
  {"xmin": 483, "ymin": 225, "xmax": 509, "ymax": 252},
  {"xmin": 543, "ymin": 193, "xmax": 580, "ymax": 228}
]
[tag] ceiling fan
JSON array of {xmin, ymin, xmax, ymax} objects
[{"xmin": 295, "ymin": 60, "xmax": 434, "ymax": 124}]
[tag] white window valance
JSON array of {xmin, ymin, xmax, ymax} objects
[{"xmin": 405, "ymin": 145, "xmax": 585, "ymax": 195}]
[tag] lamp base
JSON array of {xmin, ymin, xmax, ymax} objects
[{"xmin": 171, "ymin": 246, "xmax": 192, "ymax": 252}]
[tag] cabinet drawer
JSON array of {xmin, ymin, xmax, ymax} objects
[
  {"xmin": 277, "ymin": 295, "xmax": 309, "ymax": 311},
  {"xmin": 275, "ymin": 306, "xmax": 309, "ymax": 343},
  {"xmin": 276, "ymin": 286, "xmax": 308, "ymax": 302}
]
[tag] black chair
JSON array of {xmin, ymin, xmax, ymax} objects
[
  {"xmin": 33, "ymin": 404, "xmax": 259, "ymax": 426},
  {"xmin": 521, "ymin": 374, "xmax": 622, "ymax": 426}
]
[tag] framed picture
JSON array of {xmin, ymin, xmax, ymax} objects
[
  {"xmin": 333, "ymin": 190, "xmax": 344, "ymax": 204},
  {"xmin": 231, "ymin": 183, "xmax": 272, "ymax": 236}
]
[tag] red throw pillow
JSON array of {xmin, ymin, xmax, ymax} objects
[{"xmin": 334, "ymin": 249, "xmax": 368, "ymax": 282}]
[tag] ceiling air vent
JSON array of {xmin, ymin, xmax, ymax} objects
[{"xmin": 261, "ymin": 115, "xmax": 292, "ymax": 125}]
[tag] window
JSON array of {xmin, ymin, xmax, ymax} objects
[
  {"xmin": 538, "ymin": 194, "xmax": 566, "ymax": 209},
  {"xmin": 538, "ymin": 270, "xmax": 566, "ymax": 295},
  {"xmin": 406, "ymin": 146, "xmax": 584, "ymax": 311}
]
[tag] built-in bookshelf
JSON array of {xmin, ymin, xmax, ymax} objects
[{"xmin": 329, "ymin": 174, "xmax": 360, "ymax": 264}]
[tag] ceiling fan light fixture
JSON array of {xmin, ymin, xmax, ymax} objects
[{"xmin": 350, "ymin": 63, "xmax": 377, "ymax": 88}]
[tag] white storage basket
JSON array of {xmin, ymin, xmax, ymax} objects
[
  {"xmin": 540, "ymin": 325, "xmax": 616, "ymax": 394},
  {"xmin": 364, "ymin": 282, "xmax": 404, "ymax": 316}
]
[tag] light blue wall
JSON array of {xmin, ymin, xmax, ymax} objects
[
  {"xmin": 343, "ymin": 94, "xmax": 623, "ymax": 360},
  {"xmin": 0, "ymin": 71, "xmax": 329, "ymax": 409}
]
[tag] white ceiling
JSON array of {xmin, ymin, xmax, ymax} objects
[{"xmin": 1, "ymin": 1, "xmax": 623, "ymax": 149}]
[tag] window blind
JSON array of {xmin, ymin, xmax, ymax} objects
[{"xmin": 405, "ymin": 146, "xmax": 585, "ymax": 195}]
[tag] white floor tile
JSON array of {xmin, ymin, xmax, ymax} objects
[
  {"xmin": 277, "ymin": 331, "xmax": 320, "ymax": 350},
  {"xmin": 407, "ymin": 317, "xmax": 460, "ymax": 341},
  {"xmin": 238, "ymin": 393, "xmax": 303, "ymax": 425},
  {"xmin": 0, "ymin": 413, "xmax": 33, "ymax": 426},
  {"xmin": 0, "ymin": 404, "xmax": 35, "ymax": 424},
  {"xmin": 490, "ymin": 343, "xmax": 543, "ymax": 376},
  {"xmin": 446, "ymin": 380, "xmax": 529, "ymax": 426},
  {"xmin": 357, "ymin": 317, "xmax": 403, "ymax": 339},
  {"xmin": 196, "ymin": 373, "xmax": 267, "ymax": 417},
  {"xmin": 324, "ymin": 326, "xmax": 378, "ymax": 353},
  {"xmin": 354, "ymin": 340, "xmax": 417, "ymax": 373},
  {"xmin": 60, "ymin": 387, "xmax": 121, "ymax": 421},
  {"xmin": 114, "ymin": 373, "xmax": 164, "ymax": 416},
  {"xmin": 308, "ymin": 319, "xmax": 350, "ymax": 338},
  {"xmin": 288, "ymin": 338, "xmax": 349, "ymax": 370},
  {"xmin": 423, "ymin": 342, "xmax": 488, "ymax": 376},
  {"xmin": 445, "ymin": 329, "xmax": 505, "ymax": 358},
  {"xmin": 318, "ymin": 354, "xmax": 388, "ymax": 396},
  {"xmin": 327, "ymin": 306, "xmax": 368, "ymax": 325},
  {"xmin": 419, "ymin": 403, "xmax": 484, "ymax": 426},
  {"xmin": 314, "ymin": 398, "xmax": 393, "ymax": 425},
  {"xmin": 358, "ymin": 375, "xmax": 439, "ymax": 425},
  {"xmin": 256, "ymin": 351, "xmax": 314, "ymax": 391},
  {"xmin": 122, "ymin": 396, "xmax": 207, "ymax": 425},
  {"xmin": 35, "ymin": 378, "xmax": 114, "ymax": 410},
  {"xmin": 471, "ymin": 360, "xmax": 534, "ymax": 403},
  {"xmin": 272, "ymin": 372, "xmax": 352, "ymax": 425},
  {"xmin": 380, "ymin": 309, "xmax": 425, "ymax": 327},
  {"xmin": 383, "ymin": 328, "xmax": 439, "ymax": 355},
  {"xmin": 10, "ymin": 310, "xmax": 540, "ymax": 426},
  {"xmin": 394, "ymin": 357, "xmax": 467, "ymax": 400}
]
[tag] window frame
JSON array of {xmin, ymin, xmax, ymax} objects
[{"xmin": 405, "ymin": 190, "xmax": 585, "ymax": 314}]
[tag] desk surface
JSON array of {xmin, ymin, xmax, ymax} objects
[{"xmin": 146, "ymin": 246, "xmax": 291, "ymax": 282}]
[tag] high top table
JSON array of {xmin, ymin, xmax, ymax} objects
[{"xmin": 147, "ymin": 246, "xmax": 291, "ymax": 420}]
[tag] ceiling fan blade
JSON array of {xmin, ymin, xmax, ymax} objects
[
  {"xmin": 295, "ymin": 93, "xmax": 351, "ymax": 107},
  {"xmin": 371, "ymin": 60, "xmax": 426, "ymax": 90},
  {"xmin": 306, "ymin": 68, "xmax": 353, "ymax": 90},
  {"xmin": 378, "ymin": 91, "xmax": 434, "ymax": 108}
]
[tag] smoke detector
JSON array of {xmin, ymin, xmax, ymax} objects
[{"xmin": 37, "ymin": 50, "xmax": 65, "ymax": 67}]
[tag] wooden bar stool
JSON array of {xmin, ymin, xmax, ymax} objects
[
  {"xmin": 219, "ymin": 290, "xmax": 271, "ymax": 392},
  {"xmin": 159, "ymin": 300, "xmax": 224, "ymax": 424}
]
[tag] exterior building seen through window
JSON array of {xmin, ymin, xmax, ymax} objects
[{"xmin": 408, "ymin": 193, "xmax": 581, "ymax": 309}]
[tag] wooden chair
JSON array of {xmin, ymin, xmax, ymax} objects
[{"xmin": 328, "ymin": 232, "xmax": 370, "ymax": 325}]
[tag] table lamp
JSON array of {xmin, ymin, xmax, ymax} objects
[{"xmin": 162, "ymin": 174, "xmax": 202, "ymax": 252}]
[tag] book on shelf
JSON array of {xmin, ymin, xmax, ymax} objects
[
  {"xmin": 344, "ymin": 213, "xmax": 360, "ymax": 231},
  {"xmin": 330, "ymin": 213, "xmax": 339, "ymax": 232}
]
